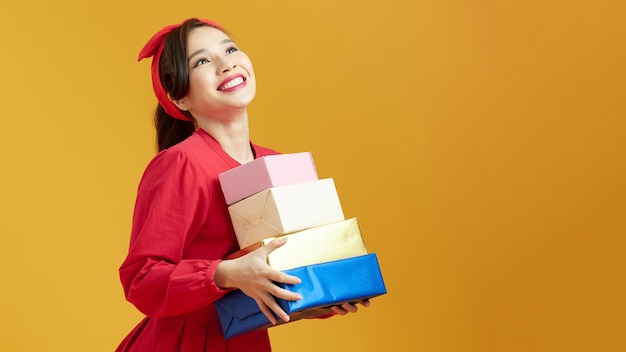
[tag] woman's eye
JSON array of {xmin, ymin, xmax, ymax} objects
[
  {"xmin": 194, "ymin": 58, "xmax": 210, "ymax": 68},
  {"xmin": 226, "ymin": 46, "xmax": 239, "ymax": 55}
]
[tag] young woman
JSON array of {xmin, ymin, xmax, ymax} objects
[{"xmin": 116, "ymin": 18, "xmax": 366, "ymax": 352}]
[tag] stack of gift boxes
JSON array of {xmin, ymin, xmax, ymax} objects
[{"xmin": 214, "ymin": 152, "xmax": 387, "ymax": 339}]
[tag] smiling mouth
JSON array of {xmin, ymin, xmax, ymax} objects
[{"xmin": 218, "ymin": 76, "xmax": 245, "ymax": 91}]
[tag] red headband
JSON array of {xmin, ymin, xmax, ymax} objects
[{"xmin": 138, "ymin": 19, "xmax": 225, "ymax": 121}]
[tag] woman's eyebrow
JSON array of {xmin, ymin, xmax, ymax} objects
[{"xmin": 188, "ymin": 39, "xmax": 235, "ymax": 62}]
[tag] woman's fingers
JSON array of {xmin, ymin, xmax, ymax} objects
[
  {"xmin": 330, "ymin": 300, "xmax": 371, "ymax": 315},
  {"xmin": 330, "ymin": 305, "xmax": 348, "ymax": 315},
  {"xmin": 330, "ymin": 302, "xmax": 358, "ymax": 315},
  {"xmin": 268, "ymin": 269, "xmax": 301, "ymax": 285},
  {"xmin": 255, "ymin": 297, "xmax": 278, "ymax": 325},
  {"xmin": 269, "ymin": 284, "xmax": 302, "ymax": 301},
  {"xmin": 256, "ymin": 292, "xmax": 291, "ymax": 324},
  {"xmin": 261, "ymin": 237, "xmax": 288, "ymax": 256}
]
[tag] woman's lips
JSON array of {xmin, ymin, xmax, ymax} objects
[{"xmin": 218, "ymin": 74, "xmax": 246, "ymax": 91}]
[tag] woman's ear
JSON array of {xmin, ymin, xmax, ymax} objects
[{"xmin": 169, "ymin": 94, "xmax": 189, "ymax": 111}]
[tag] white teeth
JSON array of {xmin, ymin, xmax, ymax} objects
[{"xmin": 220, "ymin": 77, "xmax": 244, "ymax": 90}]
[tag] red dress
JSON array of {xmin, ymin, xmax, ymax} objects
[{"xmin": 116, "ymin": 129, "xmax": 278, "ymax": 352}]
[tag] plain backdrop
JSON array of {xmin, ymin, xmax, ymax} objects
[{"xmin": 1, "ymin": 1, "xmax": 624, "ymax": 351}]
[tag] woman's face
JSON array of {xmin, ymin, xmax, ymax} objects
[{"xmin": 176, "ymin": 26, "xmax": 256, "ymax": 120}]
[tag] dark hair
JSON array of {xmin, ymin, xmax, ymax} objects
[{"xmin": 154, "ymin": 18, "xmax": 221, "ymax": 151}]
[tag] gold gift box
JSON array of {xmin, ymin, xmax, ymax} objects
[{"xmin": 227, "ymin": 218, "xmax": 367, "ymax": 271}]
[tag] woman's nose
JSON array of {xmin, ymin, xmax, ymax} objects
[{"xmin": 217, "ymin": 59, "xmax": 236, "ymax": 74}]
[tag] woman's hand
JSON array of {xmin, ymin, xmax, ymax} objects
[
  {"xmin": 330, "ymin": 299, "xmax": 371, "ymax": 315},
  {"xmin": 215, "ymin": 237, "xmax": 301, "ymax": 325}
]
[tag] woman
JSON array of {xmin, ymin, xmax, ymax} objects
[{"xmin": 116, "ymin": 18, "xmax": 365, "ymax": 352}]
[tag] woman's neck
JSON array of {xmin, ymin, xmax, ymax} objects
[{"xmin": 196, "ymin": 110, "xmax": 254, "ymax": 164}]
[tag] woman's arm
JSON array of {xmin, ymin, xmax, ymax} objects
[{"xmin": 119, "ymin": 150, "xmax": 225, "ymax": 317}]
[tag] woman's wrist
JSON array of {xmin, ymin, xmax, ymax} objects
[{"xmin": 215, "ymin": 260, "xmax": 236, "ymax": 289}]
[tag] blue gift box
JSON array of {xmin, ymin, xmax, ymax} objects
[{"xmin": 214, "ymin": 253, "xmax": 387, "ymax": 339}]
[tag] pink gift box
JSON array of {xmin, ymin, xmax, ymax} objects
[{"xmin": 219, "ymin": 152, "xmax": 318, "ymax": 205}]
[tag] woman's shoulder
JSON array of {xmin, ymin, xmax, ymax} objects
[
  {"xmin": 149, "ymin": 137, "xmax": 199, "ymax": 165},
  {"xmin": 141, "ymin": 133, "xmax": 213, "ymax": 176}
]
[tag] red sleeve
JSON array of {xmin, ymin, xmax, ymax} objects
[{"xmin": 119, "ymin": 149, "xmax": 229, "ymax": 318}]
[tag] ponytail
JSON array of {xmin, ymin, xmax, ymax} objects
[{"xmin": 154, "ymin": 105, "xmax": 195, "ymax": 151}]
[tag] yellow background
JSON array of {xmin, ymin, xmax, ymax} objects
[{"xmin": 1, "ymin": 1, "xmax": 624, "ymax": 351}]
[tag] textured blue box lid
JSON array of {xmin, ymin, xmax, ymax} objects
[{"xmin": 215, "ymin": 253, "xmax": 387, "ymax": 339}]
